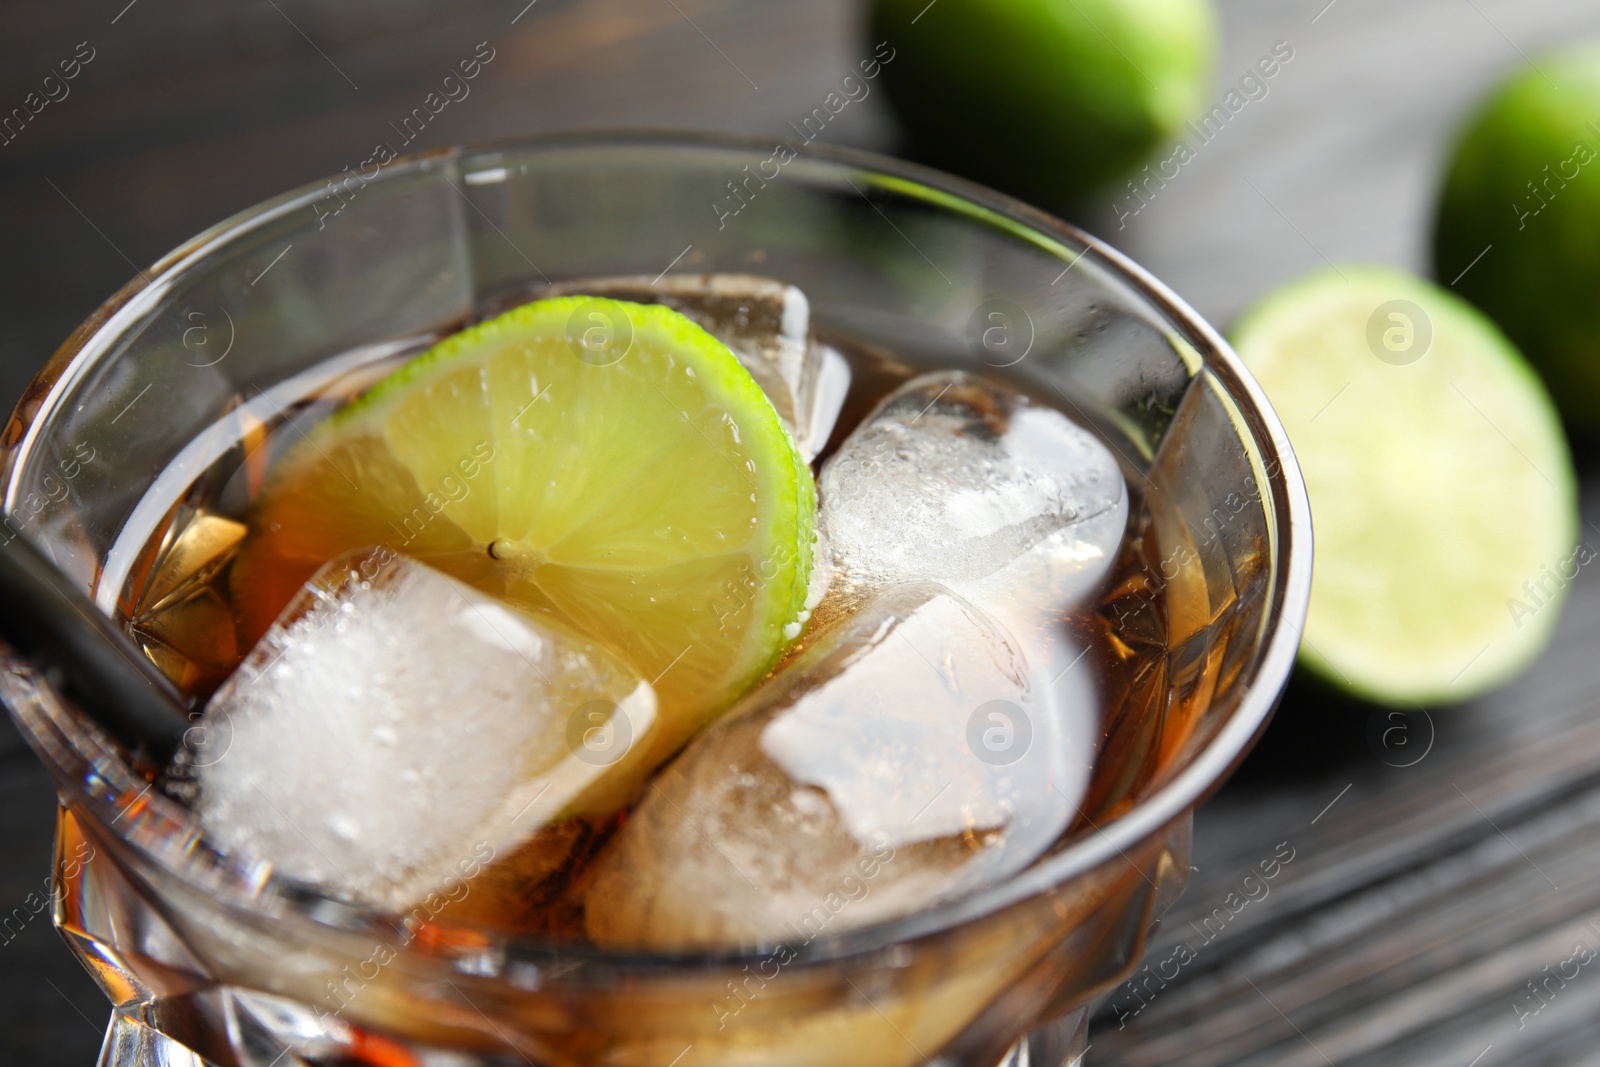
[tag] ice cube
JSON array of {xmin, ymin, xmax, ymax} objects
[
  {"xmin": 193, "ymin": 550, "xmax": 656, "ymax": 914},
  {"xmin": 582, "ymin": 583, "xmax": 1093, "ymax": 950},
  {"xmin": 819, "ymin": 371, "xmax": 1128, "ymax": 605},
  {"xmin": 545, "ymin": 273, "xmax": 850, "ymax": 460}
]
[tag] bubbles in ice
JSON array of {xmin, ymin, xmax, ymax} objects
[
  {"xmin": 820, "ymin": 371, "xmax": 1127, "ymax": 603},
  {"xmin": 582, "ymin": 583, "xmax": 1092, "ymax": 950},
  {"xmin": 760, "ymin": 591, "xmax": 1082, "ymax": 849},
  {"xmin": 545, "ymin": 273, "xmax": 850, "ymax": 460},
  {"xmin": 193, "ymin": 550, "xmax": 655, "ymax": 914}
]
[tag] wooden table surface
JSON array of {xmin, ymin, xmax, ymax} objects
[{"xmin": 4, "ymin": 0, "xmax": 1600, "ymax": 1063}]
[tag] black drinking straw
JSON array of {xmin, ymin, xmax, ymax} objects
[{"xmin": 0, "ymin": 528, "xmax": 191, "ymax": 765}]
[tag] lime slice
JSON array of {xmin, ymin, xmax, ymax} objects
[
  {"xmin": 1231, "ymin": 266, "xmax": 1577, "ymax": 705},
  {"xmin": 231, "ymin": 297, "xmax": 816, "ymax": 780}
]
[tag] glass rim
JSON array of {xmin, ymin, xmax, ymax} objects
[{"xmin": 2, "ymin": 129, "xmax": 1313, "ymax": 973}]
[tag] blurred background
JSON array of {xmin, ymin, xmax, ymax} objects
[{"xmin": 5, "ymin": 0, "xmax": 1600, "ymax": 1063}]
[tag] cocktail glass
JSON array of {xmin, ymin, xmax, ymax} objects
[{"xmin": 0, "ymin": 133, "xmax": 1311, "ymax": 1067}]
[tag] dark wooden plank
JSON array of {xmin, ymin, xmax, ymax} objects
[{"xmin": 0, "ymin": 0, "xmax": 894, "ymax": 409}]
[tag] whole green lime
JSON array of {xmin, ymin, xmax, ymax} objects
[
  {"xmin": 869, "ymin": 0, "xmax": 1216, "ymax": 206},
  {"xmin": 1434, "ymin": 44, "xmax": 1600, "ymax": 434}
]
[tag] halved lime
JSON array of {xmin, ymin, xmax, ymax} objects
[
  {"xmin": 1231, "ymin": 266, "xmax": 1577, "ymax": 705},
  {"xmin": 231, "ymin": 297, "xmax": 816, "ymax": 778}
]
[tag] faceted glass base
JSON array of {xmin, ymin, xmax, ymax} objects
[
  {"xmin": 56, "ymin": 802, "xmax": 1178, "ymax": 1067},
  {"xmin": 99, "ymin": 1011, "xmax": 212, "ymax": 1067},
  {"xmin": 93, "ymin": 1009, "xmax": 1092, "ymax": 1067},
  {"xmin": 95, "ymin": 1011, "xmax": 1091, "ymax": 1067}
]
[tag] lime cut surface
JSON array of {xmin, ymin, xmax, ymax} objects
[
  {"xmin": 232, "ymin": 297, "xmax": 817, "ymax": 774},
  {"xmin": 1231, "ymin": 267, "xmax": 1577, "ymax": 705}
]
